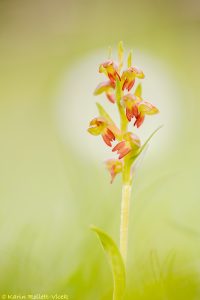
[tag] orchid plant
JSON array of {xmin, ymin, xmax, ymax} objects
[{"xmin": 88, "ymin": 42, "xmax": 161, "ymax": 299}]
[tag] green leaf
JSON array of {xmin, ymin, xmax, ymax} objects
[
  {"xmin": 96, "ymin": 102, "xmax": 115, "ymax": 124},
  {"xmin": 91, "ymin": 225, "xmax": 126, "ymax": 300}
]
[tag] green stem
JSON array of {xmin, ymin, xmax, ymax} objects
[
  {"xmin": 115, "ymin": 77, "xmax": 132, "ymax": 263},
  {"xmin": 120, "ymin": 183, "xmax": 132, "ymax": 264},
  {"xmin": 120, "ymin": 160, "xmax": 132, "ymax": 264},
  {"xmin": 115, "ymin": 78, "xmax": 128, "ymax": 135},
  {"xmin": 117, "ymin": 102, "xmax": 128, "ymax": 134}
]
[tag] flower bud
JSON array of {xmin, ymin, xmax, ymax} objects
[{"xmin": 105, "ymin": 159, "xmax": 123, "ymax": 183}]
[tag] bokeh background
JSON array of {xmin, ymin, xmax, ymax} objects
[{"xmin": 0, "ymin": 0, "xmax": 200, "ymax": 299}]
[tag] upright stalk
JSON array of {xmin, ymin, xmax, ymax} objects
[
  {"xmin": 120, "ymin": 183, "xmax": 131, "ymax": 263},
  {"xmin": 117, "ymin": 83, "xmax": 132, "ymax": 264},
  {"xmin": 120, "ymin": 160, "xmax": 132, "ymax": 264},
  {"xmin": 117, "ymin": 101, "xmax": 128, "ymax": 134}
]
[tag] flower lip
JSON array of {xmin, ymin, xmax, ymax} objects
[
  {"xmin": 112, "ymin": 141, "xmax": 131, "ymax": 159},
  {"xmin": 134, "ymin": 114, "xmax": 145, "ymax": 128},
  {"xmin": 102, "ymin": 129, "xmax": 115, "ymax": 147},
  {"xmin": 122, "ymin": 78, "xmax": 135, "ymax": 91}
]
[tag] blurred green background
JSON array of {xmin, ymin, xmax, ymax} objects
[{"xmin": 0, "ymin": 0, "xmax": 200, "ymax": 299}]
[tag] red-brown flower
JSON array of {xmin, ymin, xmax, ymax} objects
[
  {"xmin": 133, "ymin": 101, "xmax": 159, "ymax": 128},
  {"xmin": 105, "ymin": 159, "xmax": 123, "ymax": 183},
  {"xmin": 123, "ymin": 94, "xmax": 159, "ymax": 128},
  {"xmin": 88, "ymin": 117, "xmax": 116, "ymax": 147},
  {"xmin": 121, "ymin": 67, "xmax": 145, "ymax": 91},
  {"xmin": 99, "ymin": 60, "xmax": 120, "ymax": 84},
  {"xmin": 122, "ymin": 94, "xmax": 140, "ymax": 121},
  {"xmin": 112, "ymin": 132, "xmax": 141, "ymax": 159},
  {"xmin": 94, "ymin": 80, "xmax": 116, "ymax": 103}
]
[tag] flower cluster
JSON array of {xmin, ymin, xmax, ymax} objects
[{"xmin": 88, "ymin": 42, "xmax": 159, "ymax": 183}]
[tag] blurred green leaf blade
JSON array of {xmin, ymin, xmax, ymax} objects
[{"xmin": 91, "ymin": 225, "xmax": 126, "ymax": 300}]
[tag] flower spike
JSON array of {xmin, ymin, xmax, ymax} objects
[{"xmin": 89, "ymin": 42, "xmax": 159, "ymax": 182}]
